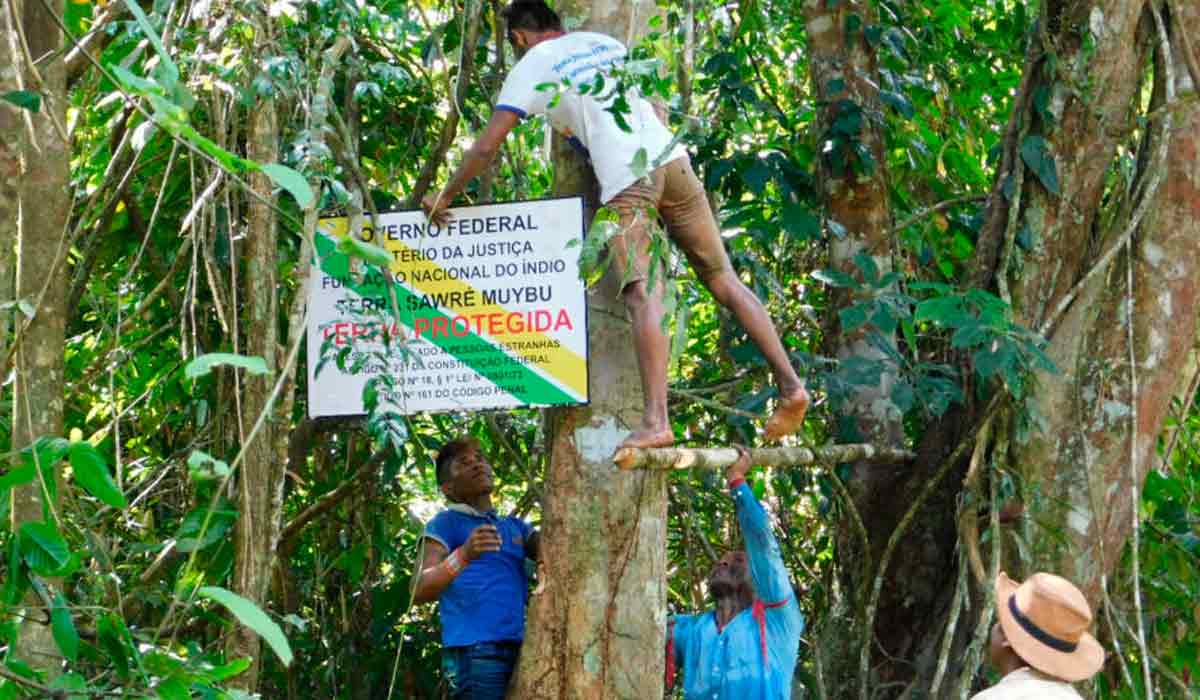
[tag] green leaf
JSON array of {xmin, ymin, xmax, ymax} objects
[
  {"xmin": 630, "ymin": 147, "xmax": 649, "ymax": 179},
  {"xmin": 187, "ymin": 450, "xmax": 231, "ymax": 481},
  {"xmin": 198, "ymin": 586, "xmax": 294, "ymax": 667},
  {"xmin": 811, "ymin": 267, "xmax": 858, "ymax": 288},
  {"xmin": 69, "ymin": 442, "xmax": 127, "ymax": 508},
  {"xmin": 51, "ymin": 593, "xmax": 80, "ymax": 662},
  {"xmin": 154, "ymin": 677, "xmax": 190, "ymax": 700},
  {"xmin": 19, "ymin": 521, "xmax": 70, "ymax": 574},
  {"xmin": 207, "ymin": 657, "xmax": 252, "ymax": 681},
  {"xmin": 184, "ymin": 353, "xmax": 270, "ymax": 380},
  {"xmin": 48, "ymin": 672, "xmax": 88, "ymax": 700},
  {"xmin": 839, "ymin": 304, "xmax": 870, "ymax": 332},
  {"xmin": 1, "ymin": 90, "xmax": 40, "ymax": 112},
  {"xmin": 1020, "ymin": 135, "xmax": 1059, "ymax": 196},
  {"xmin": 0, "ymin": 463, "xmax": 36, "ymax": 491},
  {"xmin": 782, "ymin": 204, "xmax": 821, "ymax": 241},
  {"xmin": 122, "ymin": 0, "xmax": 179, "ymax": 83},
  {"xmin": 914, "ymin": 296, "xmax": 964, "ymax": 324},
  {"xmin": 259, "ymin": 163, "xmax": 314, "ymax": 207},
  {"xmin": 880, "ymin": 90, "xmax": 915, "ymax": 119},
  {"xmin": 336, "ymin": 235, "xmax": 394, "ymax": 268}
]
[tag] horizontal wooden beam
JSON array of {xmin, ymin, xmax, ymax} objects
[{"xmin": 612, "ymin": 444, "xmax": 915, "ymax": 471}]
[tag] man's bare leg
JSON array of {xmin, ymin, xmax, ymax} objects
[
  {"xmin": 703, "ymin": 270, "xmax": 809, "ymax": 440},
  {"xmin": 618, "ymin": 279, "xmax": 674, "ymax": 449}
]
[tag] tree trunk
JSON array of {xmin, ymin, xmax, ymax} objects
[
  {"xmin": 803, "ymin": 0, "xmax": 913, "ymax": 695},
  {"xmin": 6, "ymin": 0, "xmax": 69, "ymax": 675},
  {"xmin": 800, "ymin": 1, "xmax": 1200, "ymax": 697},
  {"xmin": 822, "ymin": 2, "xmax": 1200, "ymax": 697},
  {"xmin": 508, "ymin": 3, "xmax": 668, "ymax": 698},
  {"xmin": 229, "ymin": 26, "xmax": 283, "ymax": 688},
  {"xmin": 1007, "ymin": 0, "xmax": 1200, "ymax": 638}
]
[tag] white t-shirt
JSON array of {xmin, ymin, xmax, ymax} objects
[{"xmin": 495, "ymin": 31, "xmax": 687, "ymax": 203}]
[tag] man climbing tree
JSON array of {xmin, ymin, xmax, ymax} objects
[
  {"xmin": 666, "ymin": 446, "xmax": 803, "ymax": 698},
  {"xmin": 411, "ymin": 437, "xmax": 541, "ymax": 698},
  {"xmin": 421, "ymin": 0, "xmax": 809, "ymax": 449}
]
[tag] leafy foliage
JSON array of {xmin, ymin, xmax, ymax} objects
[{"xmin": 0, "ymin": 0, "xmax": 1193, "ymax": 698}]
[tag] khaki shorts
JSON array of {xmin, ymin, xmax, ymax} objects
[{"xmin": 604, "ymin": 156, "xmax": 732, "ymax": 286}]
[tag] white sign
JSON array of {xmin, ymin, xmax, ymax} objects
[{"xmin": 307, "ymin": 197, "xmax": 589, "ymax": 418}]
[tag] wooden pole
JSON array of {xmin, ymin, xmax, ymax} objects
[{"xmin": 612, "ymin": 444, "xmax": 915, "ymax": 471}]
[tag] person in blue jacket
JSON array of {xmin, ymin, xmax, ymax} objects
[
  {"xmin": 412, "ymin": 437, "xmax": 540, "ymax": 699},
  {"xmin": 667, "ymin": 447, "xmax": 804, "ymax": 699}
]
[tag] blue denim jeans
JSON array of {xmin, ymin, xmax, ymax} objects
[{"xmin": 442, "ymin": 641, "xmax": 520, "ymax": 699}]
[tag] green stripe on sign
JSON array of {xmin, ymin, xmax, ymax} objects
[{"xmin": 314, "ymin": 234, "xmax": 577, "ymax": 406}]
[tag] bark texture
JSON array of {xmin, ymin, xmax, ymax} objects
[
  {"xmin": 6, "ymin": 0, "xmax": 70, "ymax": 674},
  {"xmin": 842, "ymin": 2, "xmax": 1200, "ymax": 697},
  {"xmin": 508, "ymin": 3, "xmax": 668, "ymax": 698},
  {"xmin": 229, "ymin": 34, "xmax": 283, "ymax": 688},
  {"xmin": 1010, "ymin": 0, "xmax": 1200, "ymax": 600},
  {"xmin": 803, "ymin": 0, "xmax": 919, "ymax": 695}
]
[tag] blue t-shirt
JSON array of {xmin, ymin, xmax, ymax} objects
[
  {"xmin": 670, "ymin": 483, "xmax": 804, "ymax": 699},
  {"xmin": 424, "ymin": 504, "xmax": 535, "ymax": 648}
]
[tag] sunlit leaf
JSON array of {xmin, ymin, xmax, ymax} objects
[
  {"xmin": 198, "ymin": 586, "xmax": 294, "ymax": 667},
  {"xmin": 259, "ymin": 163, "xmax": 314, "ymax": 207},
  {"xmin": 69, "ymin": 442, "xmax": 126, "ymax": 508},
  {"xmin": 184, "ymin": 353, "xmax": 270, "ymax": 380}
]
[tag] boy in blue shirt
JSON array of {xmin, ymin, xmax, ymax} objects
[
  {"xmin": 412, "ymin": 437, "xmax": 540, "ymax": 699},
  {"xmin": 667, "ymin": 447, "xmax": 804, "ymax": 699}
]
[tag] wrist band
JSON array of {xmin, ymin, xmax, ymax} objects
[
  {"xmin": 728, "ymin": 477, "xmax": 746, "ymax": 491},
  {"xmin": 443, "ymin": 547, "xmax": 466, "ymax": 577}
]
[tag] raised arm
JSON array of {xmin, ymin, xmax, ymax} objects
[
  {"xmin": 727, "ymin": 447, "xmax": 792, "ymax": 605},
  {"xmin": 421, "ymin": 109, "xmax": 521, "ymax": 225}
]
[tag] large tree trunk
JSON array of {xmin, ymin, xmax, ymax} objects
[
  {"xmin": 803, "ymin": 0, "xmax": 912, "ymax": 695},
  {"xmin": 229, "ymin": 21, "xmax": 284, "ymax": 688},
  {"xmin": 1005, "ymin": 0, "xmax": 1200, "ymax": 687},
  {"xmin": 508, "ymin": 3, "xmax": 668, "ymax": 698},
  {"xmin": 812, "ymin": 1, "xmax": 1200, "ymax": 697},
  {"xmin": 6, "ymin": 0, "xmax": 69, "ymax": 675}
]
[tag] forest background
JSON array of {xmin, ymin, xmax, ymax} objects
[{"xmin": 1, "ymin": 0, "xmax": 1198, "ymax": 698}]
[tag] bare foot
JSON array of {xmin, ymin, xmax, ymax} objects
[
  {"xmin": 617, "ymin": 426, "xmax": 675, "ymax": 450},
  {"xmin": 763, "ymin": 387, "xmax": 810, "ymax": 441}
]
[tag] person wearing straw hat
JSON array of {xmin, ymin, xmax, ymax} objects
[{"xmin": 972, "ymin": 571, "xmax": 1106, "ymax": 699}]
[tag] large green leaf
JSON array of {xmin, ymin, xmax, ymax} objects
[
  {"xmin": 48, "ymin": 672, "xmax": 88, "ymax": 700},
  {"xmin": 154, "ymin": 677, "xmax": 190, "ymax": 700},
  {"xmin": 1, "ymin": 90, "xmax": 40, "ymax": 112},
  {"xmin": 69, "ymin": 442, "xmax": 127, "ymax": 508},
  {"xmin": 198, "ymin": 586, "xmax": 293, "ymax": 667},
  {"xmin": 259, "ymin": 163, "xmax": 314, "ymax": 208},
  {"xmin": 51, "ymin": 593, "xmax": 80, "ymax": 662},
  {"xmin": 184, "ymin": 353, "xmax": 270, "ymax": 380},
  {"xmin": 18, "ymin": 521, "xmax": 70, "ymax": 574}
]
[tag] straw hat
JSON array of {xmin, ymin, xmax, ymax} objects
[{"xmin": 995, "ymin": 571, "xmax": 1105, "ymax": 682}]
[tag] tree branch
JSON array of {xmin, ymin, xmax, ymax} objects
[
  {"xmin": 277, "ymin": 450, "xmax": 386, "ymax": 553},
  {"xmin": 406, "ymin": 0, "xmax": 485, "ymax": 208},
  {"xmin": 613, "ymin": 443, "xmax": 914, "ymax": 470}
]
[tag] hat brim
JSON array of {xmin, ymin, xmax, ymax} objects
[{"xmin": 995, "ymin": 572, "xmax": 1105, "ymax": 683}]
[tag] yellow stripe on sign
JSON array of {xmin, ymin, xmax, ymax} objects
[{"xmin": 320, "ymin": 218, "xmax": 588, "ymax": 398}]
